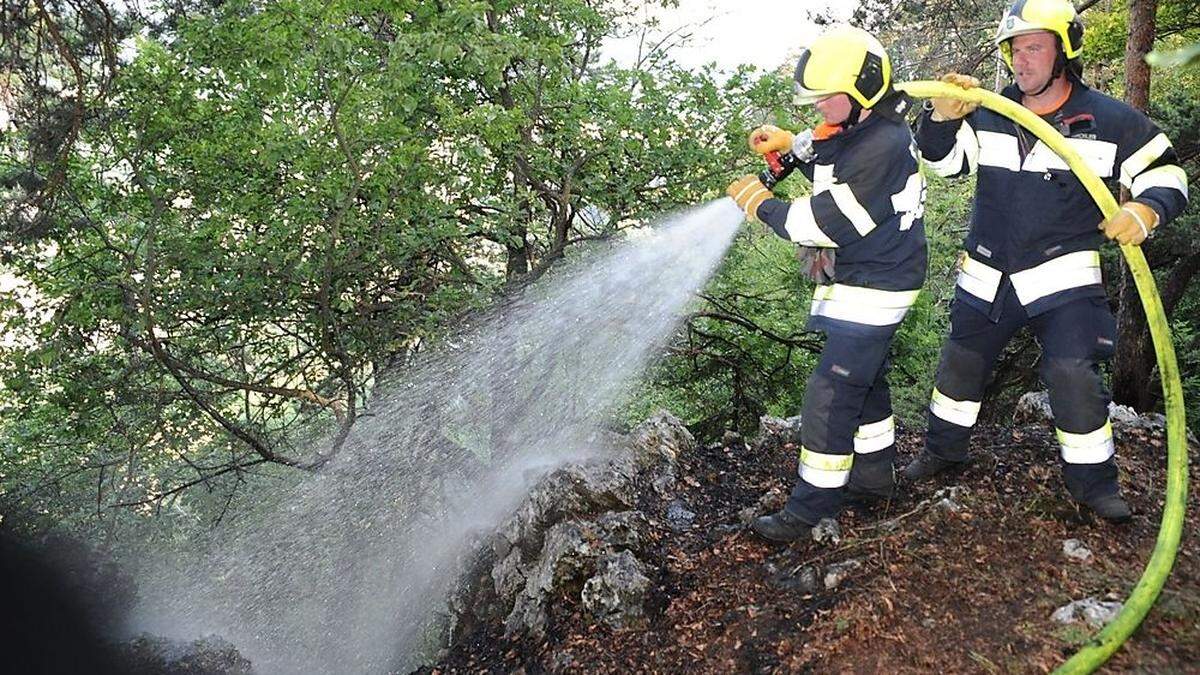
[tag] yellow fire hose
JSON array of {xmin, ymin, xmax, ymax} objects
[{"xmin": 896, "ymin": 80, "xmax": 1189, "ymax": 674}]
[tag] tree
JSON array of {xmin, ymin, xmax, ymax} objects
[
  {"xmin": 0, "ymin": 0, "xmax": 750, "ymax": 526},
  {"xmin": 1103, "ymin": 0, "xmax": 1200, "ymax": 410}
]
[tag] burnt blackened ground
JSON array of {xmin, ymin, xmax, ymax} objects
[{"xmin": 429, "ymin": 422, "xmax": 1199, "ymax": 673}]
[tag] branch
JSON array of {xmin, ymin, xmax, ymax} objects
[
  {"xmin": 122, "ymin": 333, "xmax": 346, "ymax": 419},
  {"xmin": 109, "ymin": 457, "xmax": 272, "ymax": 509},
  {"xmin": 28, "ymin": 0, "xmax": 86, "ymax": 209},
  {"xmin": 690, "ymin": 310, "xmax": 822, "ymax": 352},
  {"xmin": 122, "ymin": 160, "xmax": 307, "ymax": 468}
]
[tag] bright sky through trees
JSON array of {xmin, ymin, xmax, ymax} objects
[{"xmin": 602, "ymin": 0, "xmax": 856, "ymax": 73}]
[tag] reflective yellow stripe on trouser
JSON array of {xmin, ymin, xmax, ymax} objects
[
  {"xmin": 1057, "ymin": 420, "xmax": 1116, "ymax": 465},
  {"xmin": 854, "ymin": 415, "xmax": 895, "ymax": 454},
  {"xmin": 799, "ymin": 446, "xmax": 853, "ymax": 488},
  {"xmin": 929, "ymin": 388, "xmax": 982, "ymax": 428}
]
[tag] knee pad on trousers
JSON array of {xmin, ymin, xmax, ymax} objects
[
  {"xmin": 935, "ymin": 338, "xmax": 992, "ymax": 400},
  {"xmin": 800, "ymin": 372, "xmax": 835, "ymax": 450},
  {"xmin": 801, "ymin": 372, "xmax": 873, "ymax": 454},
  {"xmin": 1041, "ymin": 356, "xmax": 1109, "ymax": 433}
]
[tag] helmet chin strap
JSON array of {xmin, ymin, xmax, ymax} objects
[{"xmin": 839, "ymin": 98, "xmax": 866, "ymax": 130}]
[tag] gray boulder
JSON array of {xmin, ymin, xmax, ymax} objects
[
  {"xmin": 767, "ymin": 564, "xmax": 822, "ymax": 595},
  {"xmin": 118, "ymin": 635, "xmax": 253, "ymax": 675},
  {"xmin": 504, "ymin": 519, "xmax": 604, "ymax": 638},
  {"xmin": 823, "ymin": 559, "xmax": 863, "ymax": 590},
  {"xmin": 451, "ymin": 412, "xmax": 691, "ymax": 643},
  {"xmin": 1062, "ymin": 539, "xmax": 1093, "ymax": 563},
  {"xmin": 580, "ymin": 550, "xmax": 652, "ymax": 629},
  {"xmin": 754, "ymin": 415, "xmax": 803, "ymax": 453},
  {"xmin": 665, "ymin": 500, "xmax": 697, "ymax": 531},
  {"xmin": 1013, "ymin": 391, "xmax": 1055, "ymax": 425},
  {"xmin": 1014, "ymin": 391, "xmax": 1197, "ymax": 444},
  {"xmin": 811, "ymin": 518, "xmax": 841, "ymax": 545}
]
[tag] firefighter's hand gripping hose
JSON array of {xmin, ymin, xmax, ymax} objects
[{"xmin": 897, "ymin": 80, "xmax": 1189, "ymax": 675}]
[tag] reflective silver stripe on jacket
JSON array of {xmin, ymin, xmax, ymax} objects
[
  {"xmin": 1009, "ymin": 250, "xmax": 1101, "ymax": 306},
  {"xmin": 810, "ymin": 284, "xmax": 920, "ymax": 327}
]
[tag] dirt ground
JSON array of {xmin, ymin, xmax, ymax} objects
[{"xmin": 429, "ymin": 422, "xmax": 1200, "ymax": 674}]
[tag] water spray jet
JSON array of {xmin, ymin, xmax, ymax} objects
[{"xmin": 128, "ymin": 200, "xmax": 747, "ymax": 674}]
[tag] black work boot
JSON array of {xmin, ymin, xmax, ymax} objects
[
  {"xmin": 751, "ymin": 509, "xmax": 812, "ymax": 542},
  {"xmin": 1083, "ymin": 493, "xmax": 1133, "ymax": 523},
  {"xmin": 901, "ymin": 450, "xmax": 967, "ymax": 483},
  {"xmin": 1063, "ymin": 459, "xmax": 1129, "ymax": 523}
]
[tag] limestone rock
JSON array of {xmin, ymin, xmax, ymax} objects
[
  {"xmin": 118, "ymin": 635, "xmax": 253, "ymax": 675},
  {"xmin": 1052, "ymin": 597, "xmax": 1123, "ymax": 629},
  {"xmin": 811, "ymin": 518, "xmax": 841, "ymax": 545},
  {"xmin": 504, "ymin": 520, "xmax": 604, "ymax": 638},
  {"xmin": 823, "ymin": 559, "xmax": 863, "ymax": 590},
  {"xmin": 665, "ymin": 500, "xmax": 696, "ymax": 532},
  {"xmin": 580, "ymin": 550, "xmax": 652, "ymax": 629},
  {"xmin": 753, "ymin": 415, "xmax": 803, "ymax": 453},
  {"xmin": 453, "ymin": 412, "xmax": 691, "ymax": 643},
  {"xmin": 1062, "ymin": 539, "xmax": 1093, "ymax": 563},
  {"xmin": 768, "ymin": 564, "xmax": 821, "ymax": 595},
  {"xmin": 1013, "ymin": 391, "xmax": 1055, "ymax": 425},
  {"xmin": 1014, "ymin": 391, "xmax": 1197, "ymax": 444}
]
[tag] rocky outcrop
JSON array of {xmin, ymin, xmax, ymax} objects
[
  {"xmin": 1014, "ymin": 391, "xmax": 1197, "ymax": 444},
  {"xmin": 580, "ymin": 550, "xmax": 652, "ymax": 629},
  {"xmin": 446, "ymin": 411, "xmax": 691, "ymax": 644},
  {"xmin": 753, "ymin": 415, "xmax": 803, "ymax": 454},
  {"xmin": 117, "ymin": 635, "xmax": 253, "ymax": 675}
]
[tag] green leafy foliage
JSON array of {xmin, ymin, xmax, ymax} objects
[
  {"xmin": 0, "ymin": 0, "xmax": 751, "ymax": 529},
  {"xmin": 3, "ymin": 0, "xmax": 1200, "ymax": 535}
]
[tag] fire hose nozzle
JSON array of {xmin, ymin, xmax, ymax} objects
[{"xmin": 758, "ymin": 129, "xmax": 815, "ymax": 189}]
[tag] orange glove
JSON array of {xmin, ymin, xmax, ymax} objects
[
  {"xmin": 1100, "ymin": 201, "xmax": 1159, "ymax": 245},
  {"xmin": 931, "ymin": 72, "xmax": 980, "ymax": 121},
  {"xmin": 727, "ymin": 175, "xmax": 773, "ymax": 221},
  {"xmin": 748, "ymin": 125, "xmax": 794, "ymax": 155}
]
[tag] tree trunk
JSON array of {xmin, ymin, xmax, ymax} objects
[
  {"xmin": 505, "ymin": 234, "xmax": 530, "ymax": 280},
  {"xmin": 506, "ymin": 187, "xmax": 533, "ymax": 281},
  {"xmin": 1111, "ymin": 0, "xmax": 1159, "ymax": 411},
  {"xmin": 1122, "ymin": 0, "xmax": 1156, "ymax": 113}
]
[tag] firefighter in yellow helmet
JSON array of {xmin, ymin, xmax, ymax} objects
[
  {"xmin": 726, "ymin": 26, "xmax": 928, "ymax": 541},
  {"xmin": 906, "ymin": 0, "xmax": 1189, "ymax": 522}
]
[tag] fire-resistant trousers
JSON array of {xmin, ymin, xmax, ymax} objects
[
  {"xmin": 925, "ymin": 289, "xmax": 1121, "ymax": 503},
  {"xmin": 784, "ymin": 331, "xmax": 899, "ymax": 525}
]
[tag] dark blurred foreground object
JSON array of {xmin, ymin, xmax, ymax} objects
[{"xmin": 0, "ymin": 532, "xmax": 124, "ymax": 674}]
